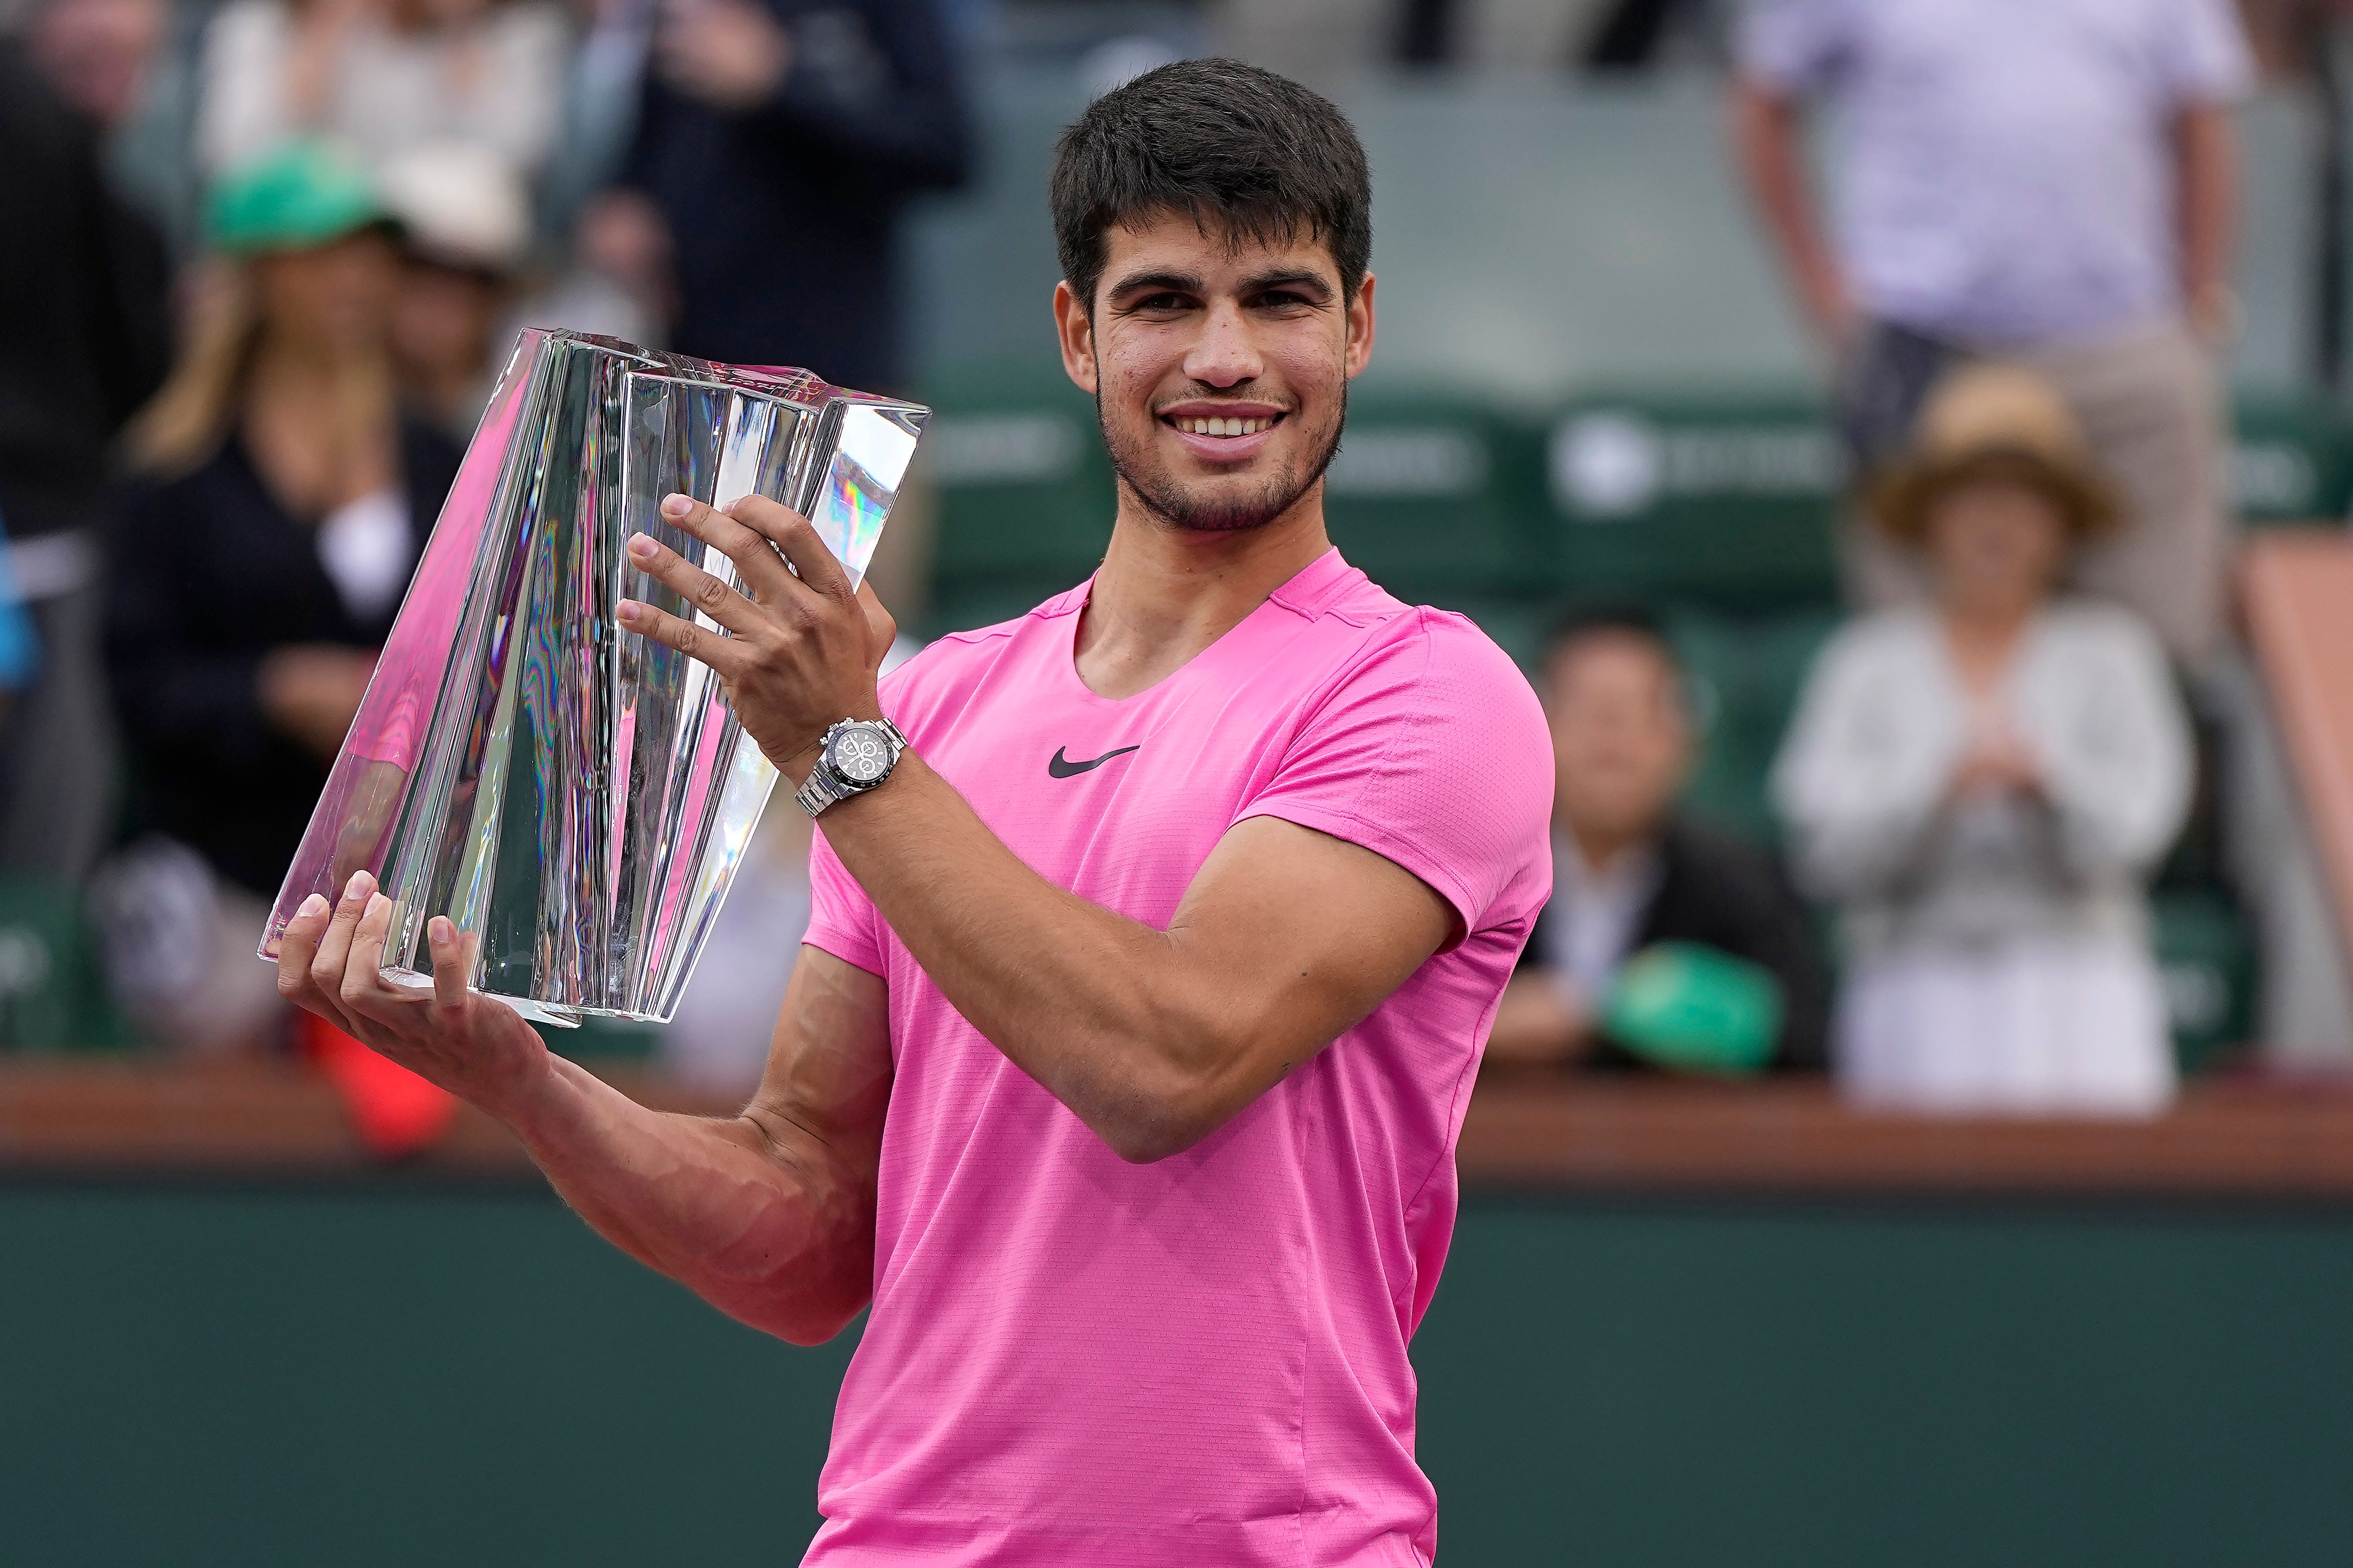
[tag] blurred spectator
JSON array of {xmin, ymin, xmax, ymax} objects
[
  {"xmin": 1487, "ymin": 608, "xmax": 1828, "ymax": 1075},
  {"xmin": 26, "ymin": 0, "xmax": 202, "ymax": 252},
  {"xmin": 1730, "ymin": 0, "xmax": 2254, "ymax": 666},
  {"xmin": 0, "ymin": 507, "xmax": 40, "ymax": 719},
  {"xmin": 27, "ymin": 0, "xmax": 165, "ymax": 126},
  {"xmin": 103, "ymin": 142, "xmax": 458, "ymax": 1051},
  {"xmin": 1773, "ymin": 366, "xmax": 2192, "ymax": 1117},
  {"xmin": 537, "ymin": 0, "xmax": 655, "ymax": 246},
  {"xmin": 0, "ymin": 37, "xmax": 170, "ymax": 881},
  {"xmin": 195, "ymin": 0, "xmax": 572, "ymax": 183},
  {"xmin": 378, "ymin": 140, "xmax": 534, "ymax": 438},
  {"xmin": 601, "ymin": 0, "xmax": 972, "ymax": 393}
]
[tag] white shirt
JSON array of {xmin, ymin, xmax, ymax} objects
[
  {"xmin": 1737, "ymin": 0, "xmax": 2254, "ymax": 345},
  {"xmin": 1540, "ymin": 832, "xmax": 1663, "ymax": 1001}
]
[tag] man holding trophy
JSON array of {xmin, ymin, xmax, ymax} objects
[{"xmin": 275, "ymin": 59, "xmax": 1551, "ymax": 1566}]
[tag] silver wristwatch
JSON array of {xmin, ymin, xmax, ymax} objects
[{"xmin": 794, "ymin": 717, "xmax": 907, "ymax": 818}]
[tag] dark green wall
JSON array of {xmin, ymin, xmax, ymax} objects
[{"xmin": 6, "ymin": 1187, "xmax": 2351, "ymax": 1566}]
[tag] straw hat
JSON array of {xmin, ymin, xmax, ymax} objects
[
  {"xmin": 1872, "ymin": 362, "xmax": 2120, "ymax": 543},
  {"xmin": 376, "ymin": 142, "xmax": 533, "ymax": 275}
]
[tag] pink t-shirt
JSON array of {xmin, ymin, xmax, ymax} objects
[{"xmin": 800, "ymin": 548, "xmax": 1552, "ymax": 1566}]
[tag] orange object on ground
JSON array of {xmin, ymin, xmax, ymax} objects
[{"xmin": 298, "ymin": 1011, "xmax": 456, "ymax": 1160}]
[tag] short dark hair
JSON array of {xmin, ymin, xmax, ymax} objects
[
  {"xmin": 1050, "ymin": 59, "xmax": 1374, "ymax": 311},
  {"xmin": 1542, "ymin": 603, "xmax": 1680, "ymax": 671}
]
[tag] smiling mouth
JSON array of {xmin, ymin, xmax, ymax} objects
[{"xmin": 1163, "ymin": 412, "xmax": 1285, "ymax": 438}]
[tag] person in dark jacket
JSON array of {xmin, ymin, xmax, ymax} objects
[
  {"xmin": 0, "ymin": 39, "xmax": 171, "ymax": 879},
  {"xmin": 607, "ymin": 0, "xmax": 971, "ymax": 395},
  {"xmin": 103, "ymin": 143, "xmax": 459, "ymax": 1051},
  {"xmin": 1489, "ymin": 608, "xmax": 1830, "ymax": 1073}
]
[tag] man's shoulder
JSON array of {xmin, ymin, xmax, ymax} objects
[
  {"xmin": 877, "ymin": 585, "xmax": 1081, "ymax": 723},
  {"xmin": 1309, "ymin": 589, "xmax": 1542, "ymax": 732}
]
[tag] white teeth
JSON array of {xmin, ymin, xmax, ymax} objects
[{"xmin": 1176, "ymin": 415, "xmax": 1273, "ymax": 436}]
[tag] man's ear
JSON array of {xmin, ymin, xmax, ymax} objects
[
  {"xmin": 1344, "ymin": 270, "xmax": 1377, "ymax": 382},
  {"xmin": 1054, "ymin": 280, "xmax": 1100, "ymax": 396}
]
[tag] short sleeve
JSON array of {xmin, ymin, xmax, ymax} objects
[
  {"xmin": 803, "ymin": 822, "xmax": 886, "ymax": 975},
  {"xmin": 1234, "ymin": 615, "xmax": 1553, "ymax": 943},
  {"xmin": 2152, "ymin": 0, "xmax": 2256, "ymax": 106},
  {"xmin": 1734, "ymin": 0, "xmax": 1854, "ymax": 95}
]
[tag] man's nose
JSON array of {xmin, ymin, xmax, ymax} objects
[{"xmin": 1183, "ymin": 301, "xmax": 1263, "ymax": 388}]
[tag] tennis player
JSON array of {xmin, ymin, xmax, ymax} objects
[{"xmin": 278, "ymin": 58, "xmax": 1552, "ymax": 1566}]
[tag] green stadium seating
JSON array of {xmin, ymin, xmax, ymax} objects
[
  {"xmin": 1539, "ymin": 388, "xmax": 1842, "ymax": 607},
  {"xmin": 919, "ymin": 359, "xmax": 1113, "ymax": 632},
  {"xmin": 1655, "ymin": 603, "xmax": 1840, "ymax": 847},
  {"xmin": 1320, "ymin": 390, "xmax": 1547, "ymax": 604},
  {"xmin": 2152, "ymin": 890, "xmax": 2259, "ymax": 1075},
  {"xmin": 0, "ymin": 876, "xmax": 131, "ymax": 1051},
  {"xmin": 2230, "ymin": 390, "xmax": 2353, "ymax": 524}
]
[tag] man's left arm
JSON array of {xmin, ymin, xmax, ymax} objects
[
  {"xmin": 617, "ymin": 495, "xmax": 1532, "ymax": 1163},
  {"xmin": 824, "ymin": 764, "xmax": 1455, "ymax": 1162},
  {"xmin": 2174, "ymin": 102, "xmax": 2239, "ymax": 345}
]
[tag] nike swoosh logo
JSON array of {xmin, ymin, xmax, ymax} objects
[{"xmin": 1048, "ymin": 745, "xmax": 1141, "ymax": 779}]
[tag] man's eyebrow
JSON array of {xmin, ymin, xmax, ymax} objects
[
  {"xmin": 1238, "ymin": 268, "xmax": 1334, "ymax": 300},
  {"xmin": 1106, "ymin": 269, "xmax": 1206, "ymax": 300}
]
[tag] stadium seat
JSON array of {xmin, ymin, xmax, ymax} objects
[
  {"xmin": 0, "ymin": 876, "xmax": 130, "ymax": 1051},
  {"xmin": 1321, "ymin": 389, "xmax": 1547, "ymax": 603},
  {"xmin": 919, "ymin": 358, "xmax": 1114, "ymax": 618},
  {"xmin": 2230, "ymin": 390, "xmax": 2353, "ymax": 524},
  {"xmin": 2150, "ymin": 891, "xmax": 2259, "ymax": 1074},
  {"xmin": 1657, "ymin": 603, "xmax": 1841, "ymax": 847},
  {"xmin": 1538, "ymin": 388, "xmax": 1843, "ymax": 607}
]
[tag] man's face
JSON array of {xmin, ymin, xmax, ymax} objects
[
  {"xmin": 1055, "ymin": 211, "xmax": 1375, "ymax": 534},
  {"xmin": 1544, "ymin": 634, "xmax": 1691, "ymax": 847}
]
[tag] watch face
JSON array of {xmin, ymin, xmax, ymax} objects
[{"xmin": 828, "ymin": 724, "xmax": 893, "ymax": 785}]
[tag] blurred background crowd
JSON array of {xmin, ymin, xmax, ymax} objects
[{"xmin": 4, "ymin": 0, "xmax": 2353, "ymax": 1149}]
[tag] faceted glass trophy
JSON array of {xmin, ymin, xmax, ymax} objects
[{"xmin": 259, "ymin": 329, "xmax": 927, "ymax": 1024}]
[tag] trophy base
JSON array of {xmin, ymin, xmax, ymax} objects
[{"xmin": 376, "ymin": 968, "xmax": 591, "ymax": 1029}]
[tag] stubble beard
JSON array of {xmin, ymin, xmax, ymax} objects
[{"xmin": 1098, "ymin": 386, "xmax": 1348, "ymax": 535}]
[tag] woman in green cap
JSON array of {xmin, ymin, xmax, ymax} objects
[{"xmin": 102, "ymin": 140, "xmax": 460, "ymax": 1052}]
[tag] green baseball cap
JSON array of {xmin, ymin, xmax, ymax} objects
[
  {"xmin": 1601, "ymin": 942, "xmax": 1784, "ymax": 1077},
  {"xmin": 205, "ymin": 140, "xmax": 395, "ymax": 256}
]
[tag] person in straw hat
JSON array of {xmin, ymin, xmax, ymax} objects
[{"xmin": 1772, "ymin": 363, "xmax": 2193, "ymax": 1116}]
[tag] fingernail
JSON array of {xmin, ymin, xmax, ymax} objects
[
  {"xmin": 429, "ymin": 915, "xmax": 453, "ymax": 945},
  {"xmin": 364, "ymin": 892, "xmax": 386, "ymax": 918},
  {"xmin": 342, "ymin": 869, "xmax": 374, "ymax": 903},
  {"xmin": 661, "ymin": 494, "xmax": 692, "ymax": 517},
  {"xmin": 628, "ymin": 532, "xmax": 658, "ymax": 558},
  {"xmin": 617, "ymin": 600, "xmax": 642, "ymax": 624}
]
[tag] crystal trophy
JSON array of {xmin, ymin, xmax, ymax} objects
[{"xmin": 258, "ymin": 329, "xmax": 927, "ymax": 1024}]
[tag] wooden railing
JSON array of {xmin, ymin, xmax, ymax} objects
[{"xmin": 7, "ymin": 1057, "xmax": 2353, "ymax": 1198}]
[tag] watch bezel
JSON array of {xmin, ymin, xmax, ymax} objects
[{"xmin": 819, "ymin": 719, "xmax": 899, "ymax": 793}]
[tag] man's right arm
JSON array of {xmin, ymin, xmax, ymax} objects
[
  {"xmin": 276, "ymin": 875, "xmax": 891, "ymax": 1346},
  {"xmin": 1726, "ymin": 77, "xmax": 1851, "ymax": 351}
]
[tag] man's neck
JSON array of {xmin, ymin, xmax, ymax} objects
[
  {"xmin": 1073, "ymin": 481, "xmax": 1336, "ymax": 701},
  {"xmin": 1560, "ymin": 821, "xmax": 1661, "ymax": 877}
]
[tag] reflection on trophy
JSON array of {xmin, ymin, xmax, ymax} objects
[{"xmin": 258, "ymin": 330, "xmax": 927, "ymax": 1025}]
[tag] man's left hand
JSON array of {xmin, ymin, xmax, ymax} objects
[{"xmin": 618, "ymin": 493, "xmax": 896, "ymax": 782}]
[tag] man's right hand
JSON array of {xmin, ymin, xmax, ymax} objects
[{"xmin": 275, "ymin": 870, "xmax": 552, "ymax": 1124}]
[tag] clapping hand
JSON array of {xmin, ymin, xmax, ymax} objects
[{"xmin": 1951, "ymin": 724, "xmax": 2041, "ymax": 801}]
